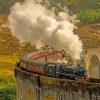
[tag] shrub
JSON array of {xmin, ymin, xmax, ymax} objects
[
  {"xmin": 0, "ymin": 77, "xmax": 16, "ymax": 100},
  {"xmin": 0, "ymin": 87, "xmax": 16, "ymax": 100},
  {"xmin": 77, "ymin": 9, "xmax": 100, "ymax": 24}
]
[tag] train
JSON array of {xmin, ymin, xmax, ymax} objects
[{"xmin": 16, "ymin": 50, "xmax": 88, "ymax": 81}]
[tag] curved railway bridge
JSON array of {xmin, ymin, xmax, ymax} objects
[{"xmin": 15, "ymin": 49, "xmax": 100, "ymax": 100}]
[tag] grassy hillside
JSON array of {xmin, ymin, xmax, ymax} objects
[
  {"xmin": 75, "ymin": 24, "xmax": 100, "ymax": 49},
  {"xmin": 54, "ymin": 0, "xmax": 100, "ymax": 23},
  {"xmin": 0, "ymin": 76, "xmax": 16, "ymax": 100},
  {"xmin": 0, "ymin": 15, "xmax": 37, "ymax": 77},
  {"xmin": 0, "ymin": 0, "xmax": 100, "ymax": 100},
  {"xmin": 0, "ymin": 0, "xmax": 100, "ymax": 99},
  {"xmin": 0, "ymin": 15, "xmax": 35, "ymax": 99},
  {"xmin": 55, "ymin": 0, "xmax": 100, "ymax": 10},
  {"xmin": 0, "ymin": 0, "xmax": 100, "ymax": 23},
  {"xmin": 0, "ymin": 0, "xmax": 16, "ymax": 14},
  {"xmin": 0, "ymin": 16, "xmax": 20, "ymax": 77},
  {"xmin": 0, "ymin": 15, "xmax": 100, "ymax": 77}
]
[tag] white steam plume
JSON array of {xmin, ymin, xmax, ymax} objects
[{"xmin": 8, "ymin": 0, "xmax": 83, "ymax": 59}]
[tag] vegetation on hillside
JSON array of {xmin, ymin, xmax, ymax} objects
[
  {"xmin": 0, "ymin": 15, "xmax": 37, "ymax": 99},
  {"xmin": 51, "ymin": 0, "xmax": 100, "ymax": 24},
  {"xmin": 0, "ymin": 0, "xmax": 100, "ymax": 23},
  {"xmin": 77, "ymin": 9, "xmax": 100, "ymax": 24},
  {"xmin": 0, "ymin": 77, "xmax": 16, "ymax": 100},
  {"xmin": 0, "ymin": 0, "xmax": 16, "ymax": 14},
  {"xmin": 75, "ymin": 24, "xmax": 100, "ymax": 49},
  {"xmin": 0, "ymin": 0, "xmax": 100, "ymax": 99},
  {"xmin": 0, "ymin": 15, "xmax": 99, "ymax": 77}
]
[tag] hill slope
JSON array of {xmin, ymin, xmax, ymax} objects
[
  {"xmin": 75, "ymin": 24, "xmax": 100, "ymax": 49},
  {"xmin": 0, "ymin": 15, "xmax": 37, "ymax": 76},
  {"xmin": 0, "ymin": 0, "xmax": 100, "ymax": 23},
  {"xmin": 0, "ymin": 1, "xmax": 100, "ymax": 76}
]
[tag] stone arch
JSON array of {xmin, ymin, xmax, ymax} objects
[
  {"xmin": 89, "ymin": 55, "xmax": 100, "ymax": 78},
  {"xmin": 45, "ymin": 94, "xmax": 56, "ymax": 100},
  {"xmin": 27, "ymin": 88, "xmax": 36, "ymax": 100}
]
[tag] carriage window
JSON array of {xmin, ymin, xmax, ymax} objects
[
  {"xmin": 45, "ymin": 63, "xmax": 56, "ymax": 76},
  {"xmin": 46, "ymin": 66, "xmax": 55, "ymax": 74}
]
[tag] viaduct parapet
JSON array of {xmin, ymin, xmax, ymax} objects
[{"xmin": 15, "ymin": 67, "xmax": 100, "ymax": 100}]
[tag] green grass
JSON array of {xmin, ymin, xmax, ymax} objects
[
  {"xmin": 77, "ymin": 9, "xmax": 100, "ymax": 24},
  {"xmin": 0, "ymin": 76, "xmax": 16, "ymax": 100},
  {"xmin": 0, "ymin": 54, "xmax": 19, "ymax": 77},
  {"xmin": 0, "ymin": 76, "xmax": 15, "ymax": 89},
  {"xmin": 0, "ymin": 87, "xmax": 16, "ymax": 100}
]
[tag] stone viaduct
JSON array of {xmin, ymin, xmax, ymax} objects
[
  {"xmin": 12, "ymin": 1, "xmax": 100, "ymax": 100},
  {"xmin": 16, "ymin": 67, "xmax": 100, "ymax": 100},
  {"xmin": 81, "ymin": 48, "xmax": 100, "ymax": 78},
  {"xmin": 15, "ymin": 48, "xmax": 100, "ymax": 100}
]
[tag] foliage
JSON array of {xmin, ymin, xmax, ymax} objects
[
  {"xmin": 0, "ymin": 77, "xmax": 16, "ymax": 100},
  {"xmin": 0, "ymin": 0, "xmax": 100, "ymax": 23},
  {"xmin": 0, "ymin": 54, "xmax": 19, "ymax": 76},
  {"xmin": 0, "ymin": 87, "xmax": 16, "ymax": 100},
  {"xmin": 0, "ymin": 0, "xmax": 17, "ymax": 14},
  {"xmin": 42, "ymin": 44, "xmax": 56, "ymax": 50},
  {"xmin": 52, "ymin": 0, "xmax": 100, "ymax": 24},
  {"xmin": 77, "ymin": 9, "xmax": 100, "ymax": 24},
  {"xmin": 22, "ymin": 42, "xmax": 37, "ymax": 53},
  {"xmin": 0, "ymin": 76, "xmax": 15, "ymax": 89},
  {"xmin": 90, "ymin": 0, "xmax": 100, "ymax": 6}
]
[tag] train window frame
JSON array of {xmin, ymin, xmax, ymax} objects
[{"xmin": 45, "ymin": 63, "xmax": 56, "ymax": 76}]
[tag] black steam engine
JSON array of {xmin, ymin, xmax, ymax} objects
[{"xmin": 44, "ymin": 62, "xmax": 87, "ymax": 80}]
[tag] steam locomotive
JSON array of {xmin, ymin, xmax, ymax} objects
[{"xmin": 17, "ymin": 59, "xmax": 87, "ymax": 81}]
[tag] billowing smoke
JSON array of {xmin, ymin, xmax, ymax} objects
[{"xmin": 8, "ymin": 0, "xmax": 83, "ymax": 59}]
